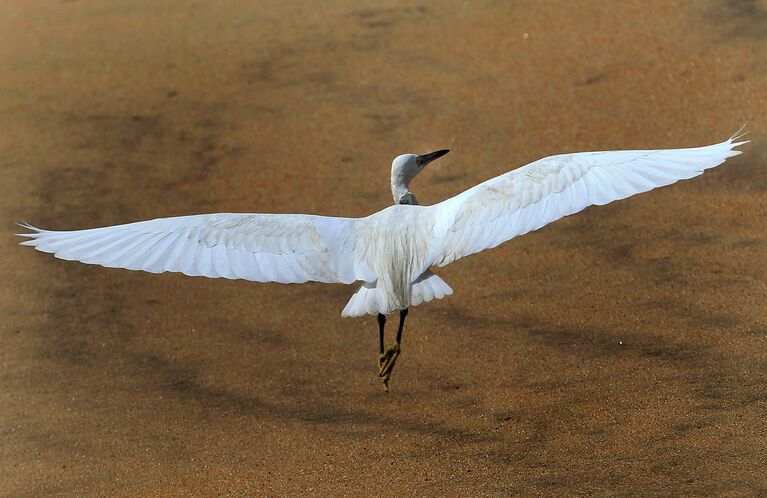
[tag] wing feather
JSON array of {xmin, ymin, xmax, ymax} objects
[
  {"xmin": 19, "ymin": 213, "xmax": 364, "ymax": 284},
  {"xmin": 427, "ymin": 134, "xmax": 748, "ymax": 267}
]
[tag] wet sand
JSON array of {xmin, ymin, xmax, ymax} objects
[{"xmin": 1, "ymin": 0, "xmax": 766, "ymax": 495}]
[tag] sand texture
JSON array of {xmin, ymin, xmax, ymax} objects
[{"xmin": 1, "ymin": 0, "xmax": 766, "ymax": 495}]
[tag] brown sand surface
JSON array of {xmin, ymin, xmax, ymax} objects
[{"xmin": 2, "ymin": 0, "xmax": 766, "ymax": 495}]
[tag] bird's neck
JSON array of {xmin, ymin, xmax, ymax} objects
[
  {"xmin": 391, "ymin": 181, "xmax": 418, "ymax": 205},
  {"xmin": 391, "ymin": 181, "xmax": 407, "ymax": 202}
]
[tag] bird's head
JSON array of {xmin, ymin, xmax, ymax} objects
[{"xmin": 390, "ymin": 149, "xmax": 449, "ymax": 205}]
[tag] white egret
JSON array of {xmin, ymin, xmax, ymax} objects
[{"xmin": 18, "ymin": 132, "xmax": 747, "ymax": 390}]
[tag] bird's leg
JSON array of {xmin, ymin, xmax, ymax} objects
[
  {"xmin": 396, "ymin": 307, "xmax": 407, "ymax": 344},
  {"xmin": 379, "ymin": 308, "xmax": 408, "ymax": 391},
  {"xmin": 377, "ymin": 313, "xmax": 386, "ymax": 369}
]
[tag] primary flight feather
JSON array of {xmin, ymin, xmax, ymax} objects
[{"xmin": 18, "ymin": 132, "xmax": 748, "ymax": 389}]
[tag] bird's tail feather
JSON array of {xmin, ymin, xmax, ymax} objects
[
  {"xmin": 410, "ymin": 270, "xmax": 453, "ymax": 307},
  {"xmin": 341, "ymin": 271, "xmax": 453, "ymax": 318}
]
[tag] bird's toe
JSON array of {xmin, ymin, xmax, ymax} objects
[{"xmin": 377, "ymin": 342, "xmax": 401, "ymax": 391}]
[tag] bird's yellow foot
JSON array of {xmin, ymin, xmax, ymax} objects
[{"xmin": 378, "ymin": 342, "xmax": 400, "ymax": 391}]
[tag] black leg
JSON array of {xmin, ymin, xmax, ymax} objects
[
  {"xmin": 377, "ymin": 313, "xmax": 386, "ymax": 355},
  {"xmin": 396, "ymin": 308, "xmax": 408, "ymax": 344},
  {"xmin": 379, "ymin": 308, "xmax": 408, "ymax": 391}
]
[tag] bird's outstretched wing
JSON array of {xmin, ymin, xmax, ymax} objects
[
  {"xmin": 427, "ymin": 132, "xmax": 748, "ymax": 267},
  {"xmin": 17, "ymin": 213, "xmax": 367, "ymax": 284}
]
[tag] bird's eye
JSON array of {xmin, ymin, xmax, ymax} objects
[{"xmin": 415, "ymin": 157, "xmax": 423, "ymax": 166}]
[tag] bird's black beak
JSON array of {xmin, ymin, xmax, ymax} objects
[{"xmin": 416, "ymin": 149, "xmax": 450, "ymax": 167}]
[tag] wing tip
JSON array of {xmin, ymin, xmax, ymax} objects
[
  {"xmin": 728, "ymin": 123, "xmax": 749, "ymax": 143},
  {"xmin": 16, "ymin": 222, "xmax": 44, "ymax": 242},
  {"xmin": 16, "ymin": 221, "xmax": 41, "ymax": 231},
  {"xmin": 719, "ymin": 124, "xmax": 749, "ymax": 158}
]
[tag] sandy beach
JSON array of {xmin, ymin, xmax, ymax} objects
[{"xmin": 1, "ymin": 0, "xmax": 766, "ymax": 495}]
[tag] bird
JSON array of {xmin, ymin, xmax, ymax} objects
[{"xmin": 18, "ymin": 131, "xmax": 748, "ymax": 390}]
